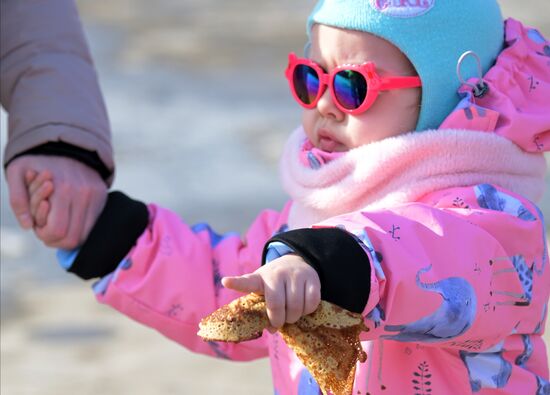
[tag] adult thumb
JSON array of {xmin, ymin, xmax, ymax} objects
[{"xmin": 6, "ymin": 166, "xmax": 33, "ymax": 229}]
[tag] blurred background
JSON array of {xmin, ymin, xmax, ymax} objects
[{"xmin": 1, "ymin": 1, "xmax": 549, "ymax": 394}]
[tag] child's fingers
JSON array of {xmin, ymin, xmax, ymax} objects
[
  {"xmin": 34, "ymin": 200, "xmax": 51, "ymax": 228},
  {"xmin": 223, "ymin": 274, "xmax": 286, "ymax": 330},
  {"xmin": 285, "ymin": 280, "xmax": 305, "ymax": 324},
  {"xmin": 30, "ymin": 180, "xmax": 53, "ymax": 207},
  {"xmin": 303, "ymin": 278, "xmax": 321, "ymax": 316},
  {"xmin": 30, "ymin": 181, "xmax": 54, "ymax": 218},
  {"xmin": 25, "ymin": 170, "xmax": 38, "ymax": 185},
  {"xmin": 28, "ymin": 170, "xmax": 53, "ymax": 196},
  {"xmin": 264, "ymin": 282, "xmax": 286, "ymax": 329},
  {"xmin": 41, "ymin": 180, "xmax": 54, "ymax": 199},
  {"xmin": 221, "ymin": 274, "xmax": 264, "ymax": 294}
]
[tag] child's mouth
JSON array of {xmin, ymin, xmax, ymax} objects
[
  {"xmin": 317, "ymin": 130, "xmax": 343, "ymax": 153},
  {"xmin": 318, "ymin": 136, "xmax": 339, "ymax": 153}
]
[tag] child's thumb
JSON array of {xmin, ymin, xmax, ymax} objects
[{"xmin": 221, "ymin": 274, "xmax": 264, "ymax": 294}]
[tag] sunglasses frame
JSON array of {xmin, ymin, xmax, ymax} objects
[{"xmin": 285, "ymin": 52, "xmax": 422, "ymax": 115}]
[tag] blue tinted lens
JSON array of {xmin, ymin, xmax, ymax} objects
[
  {"xmin": 293, "ymin": 65, "xmax": 319, "ymax": 105},
  {"xmin": 334, "ymin": 70, "xmax": 367, "ymax": 110}
]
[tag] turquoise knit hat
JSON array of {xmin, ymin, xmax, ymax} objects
[{"xmin": 307, "ymin": 0, "xmax": 504, "ymax": 131}]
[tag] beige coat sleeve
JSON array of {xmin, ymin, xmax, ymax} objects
[{"xmin": 1, "ymin": 0, "xmax": 114, "ymax": 181}]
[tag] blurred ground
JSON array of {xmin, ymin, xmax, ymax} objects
[{"xmin": 1, "ymin": 1, "xmax": 549, "ymax": 394}]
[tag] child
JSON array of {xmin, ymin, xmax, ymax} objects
[{"xmin": 27, "ymin": 1, "xmax": 550, "ymax": 394}]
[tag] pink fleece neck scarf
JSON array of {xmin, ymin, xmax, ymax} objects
[{"xmin": 281, "ymin": 127, "xmax": 547, "ymax": 229}]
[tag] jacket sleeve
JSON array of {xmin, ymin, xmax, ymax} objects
[
  {"xmin": 274, "ymin": 184, "xmax": 549, "ymax": 351},
  {"xmin": 65, "ymin": 192, "xmax": 290, "ymax": 361},
  {"xmin": 0, "ymin": 0, "xmax": 114, "ymax": 182}
]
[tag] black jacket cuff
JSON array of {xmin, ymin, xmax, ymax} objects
[
  {"xmin": 262, "ymin": 227, "xmax": 370, "ymax": 313},
  {"xmin": 6, "ymin": 141, "xmax": 112, "ymax": 181},
  {"xmin": 69, "ymin": 191, "xmax": 149, "ymax": 280}
]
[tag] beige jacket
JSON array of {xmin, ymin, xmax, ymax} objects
[{"xmin": 1, "ymin": 0, "xmax": 114, "ymax": 182}]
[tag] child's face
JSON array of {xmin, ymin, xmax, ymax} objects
[{"xmin": 302, "ymin": 25, "xmax": 421, "ymax": 152}]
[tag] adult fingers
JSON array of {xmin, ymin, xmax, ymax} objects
[
  {"xmin": 80, "ymin": 190, "xmax": 107, "ymax": 246},
  {"xmin": 30, "ymin": 181, "xmax": 53, "ymax": 224},
  {"xmin": 34, "ymin": 200, "xmax": 51, "ymax": 229},
  {"xmin": 221, "ymin": 273, "xmax": 265, "ymax": 294},
  {"xmin": 52, "ymin": 190, "xmax": 88, "ymax": 249},
  {"xmin": 35, "ymin": 187, "xmax": 71, "ymax": 246},
  {"xmin": 6, "ymin": 165, "xmax": 33, "ymax": 229},
  {"xmin": 31, "ymin": 159, "xmax": 107, "ymax": 248}
]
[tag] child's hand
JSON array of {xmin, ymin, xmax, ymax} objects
[
  {"xmin": 222, "ymin": 255, "xmax": 321, "ymax": 330},
  {"xmin": 25, "ymin": 169, "xmax": 54, "ymax": 228}
]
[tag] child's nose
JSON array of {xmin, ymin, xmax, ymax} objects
[{"xmin": 316, "ymin": 88, "xmax": 344, "ymax": 121}]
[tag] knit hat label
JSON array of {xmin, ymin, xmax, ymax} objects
[{"xmin": 371, "ymin": 0, "xmax": 435, "ymax": 18}]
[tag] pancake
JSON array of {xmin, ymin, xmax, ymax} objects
[
  {"xmin": 198, "ymin": 293, "xmax": 268, "ymax": 342},
  {"xmin": 198, "ymin": 293, "xmax": 368, "ymax": 395}
]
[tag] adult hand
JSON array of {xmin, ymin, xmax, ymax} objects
[{"xmin": 6, "ymin": 155, "xmax": 108, "ymax": 249}]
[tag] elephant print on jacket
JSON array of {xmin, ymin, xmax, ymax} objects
[
  {"xmin": 459, "ymin": 342, "xmax": 512, "ymax": 392},
  {"xmin": 382, "ymin": 265, "xmax": 477, "ymax": 342}
]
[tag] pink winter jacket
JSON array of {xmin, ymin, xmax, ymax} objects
[
  {"xmin": 1, "ymin": 0, "xmax": 113, "ymax": 181},
  {"xmin": 64, "ymin": 20, "xmax": 550, "ymax": 394}
]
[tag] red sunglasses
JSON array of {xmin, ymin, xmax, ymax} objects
[{"xmin": 285, "ymin": 52, "xmax": 422, "ymax": 115}]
